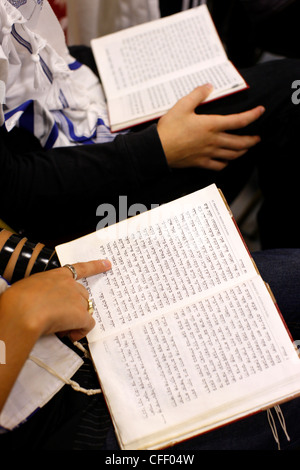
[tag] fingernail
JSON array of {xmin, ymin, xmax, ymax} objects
[
  {"xmin": 205, "ymin": 83, "xmax": 214, "ymax": 90},
  {"xmin": 101, "ymin": 259, "xmax": 111, "ymax": 270}
]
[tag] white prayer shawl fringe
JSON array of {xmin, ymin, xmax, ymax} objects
[
  {"xmin": 267, "ymin": 406, "xmax": 290, "ymax": 450},
  {"xmin": 1, "ymin": 0, "xmax": 121, "ymax": 149},
  {"xmin": 29, "ymin": 350, "xmax": 102, "ymax": 397},
  {"xmin": 29, "ymin": 340, "xmax": 101, "ymax": 396}
]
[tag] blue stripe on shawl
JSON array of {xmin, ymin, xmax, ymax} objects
[
  {"xmin": 97, "ymin": 117, "xmax": 110, "ymax": 130},
  {"xmin": 44, "ymin": 124, "xmax": 59, "ymax": 149},
  {"xmin": 61, "ymin": 112, "xmax": 97, "ymax": 143},
  {"xmin": 19, "ymin": 100, "xmax": 34, "ymax": 134},
  {"xmin": 4, "ymin": 100, "xmax": 34, "ymax": 121},
  {"xmin": 68, "ymin": 61, "xmax": 82, "ymax": 71}
]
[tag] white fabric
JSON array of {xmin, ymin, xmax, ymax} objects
[
  {"xmin": 67, "ymin": 0, "xmax": 206, "ymax": 45},
  {"xmin": 0, "ymin": 335, "xmax": 83, "ymax": 432},
  {"xmin": 0, "ymin": 276, "xmax": 9, "ymax": 294},
  {"xmin": 1, "ymin": 0, "xmax": 119, "ymax": 148},
  {"xmin": 0, "ymin": 277, "xmax": 83, "ymax": 432}
]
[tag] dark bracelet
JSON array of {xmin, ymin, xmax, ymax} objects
[
  {"xmin": 30, "ymin": 245, "xmax": 58, "ymax": 274},
  {"xmin": 10, "ymin": 240, "xmax": 37, "ymax": 283},
  {"xmin": 0, "ymin": 234, "xmax": 24, "ymax": 275}
]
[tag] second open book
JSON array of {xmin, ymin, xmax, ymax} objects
[
  {"xmin": 56, "ymin": 184, "xmax": 300, "ymax": 450},
  {"xmin": 91, "ymin": 5, "xmax": 248, "ymax": 131}
]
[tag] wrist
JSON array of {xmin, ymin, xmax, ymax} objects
[
  {"xmin": 157, "ymin": 117, "xmax": 183, "ymax": 166},
  {"xmin": 0, "ymin": 285, "xmax": 45, "ymax": 413},
  {"xmin": 0, "ymin": 286, "xmax": 45, "ymax": 341}
]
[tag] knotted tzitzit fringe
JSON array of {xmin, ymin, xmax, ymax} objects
[
  {"xmin": 24, "ymin": 24, "xmax": 72, "ymax": 91},
  {"xmin": 267, "ymin": 406, "xmax": 290, "ymax": 450},
  {"xmin": 2, "ymin": 0, "xmax": 71, "ymax": 91},
  {"xmin": 28, "ymin": 32, "xmax": 48, "ymax": 90},
  {"xmin": 73, "ymin": 340, "xmax": 92, "ymax": 360},
  {"xmin": 29, "ymin": 340, "xmax": 102, "ymax": 396}
]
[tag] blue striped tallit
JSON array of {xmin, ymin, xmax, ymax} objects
[{"xmin": 2, "ymin": 0, "xmax": 123, "ymax": 149}]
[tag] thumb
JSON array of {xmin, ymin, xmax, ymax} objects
[{"xmin": 176, "ymin": 84, "xmax": 214, "ymax": 113}]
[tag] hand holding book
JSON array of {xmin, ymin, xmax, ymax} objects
[
  {"xmin": 91, "ymin": 5, "xmax": 250, "ymax": 132},
  {"xmin": 157, "ymin": 84, "xmax": 264, "ymax": 171}
]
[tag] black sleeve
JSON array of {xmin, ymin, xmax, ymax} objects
[{"xmin": 0, "ymin": 124, "xmax": 170, "ymax": 243}]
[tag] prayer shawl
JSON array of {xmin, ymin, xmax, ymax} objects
[{"xmin": 0, "ymin": 0, "xmax": 118, "ymax": 148}]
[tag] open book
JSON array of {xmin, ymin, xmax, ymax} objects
[
  {"xmin": 56, "ymin": 185, "xmax": 300, "ymax": 450},
  {"xmin": 91, "ymin": 5, "xmax": 248, "ymax": 132}
]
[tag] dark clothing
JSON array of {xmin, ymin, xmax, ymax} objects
[
  {"xmin": 215, "ymin": 0, "xmax": 300, "ymax": 64},
  {"xmin": 1, "ymin": 52, "xmax": 300, "ymax": 249},
  {"xmin": 0, "ymin": 123, "xmax": 168, "ymax": 244},
  {"xmin": 249, "ymin": 0, "xmax": 300, "ymax": 58},
  {"xmin": 241, "ymin": 0, "xmax": 296, "ymax": 19}
]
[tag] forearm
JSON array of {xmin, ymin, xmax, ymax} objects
[
  {"xmin": 0, "ymin": 230, "xmax": 60, "ymax": 410},
  {"xmin": 0, "ymin": 259, "xmax": 111, "ymax": 414},
  {"xmin": 0, "ymin": 289, "xmax": 42, "ymax": 412}
]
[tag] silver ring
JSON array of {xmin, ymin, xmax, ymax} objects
[
  {"xmin": 63, "ymin": 264, "xmax": 78, "ymax": 281},
  {"xmin": 88, "ymin": 299, "xmax": 94, "ymax": 315}
]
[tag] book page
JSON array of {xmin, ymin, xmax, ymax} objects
[
  {"xmin": 107, "ymin": 61, "xmax": 246, "ymax": 130},
  {"xmin": 89, "ymin": 275, "xmax": 300, "ymax": 449},
  {"xmin": 59, "ymin": 185, "xmax": 257, "ymax": 343},
  {"xmin": 56, "ymin": 184, "xmax": 300, "ymax": 449},
  {"xmin": 92, "ymin": 6, "xmax": 227, "ymax": 98},
  {"xmin": 91, "ymin": 5, "xmax": 247, "ymax": 130}
]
